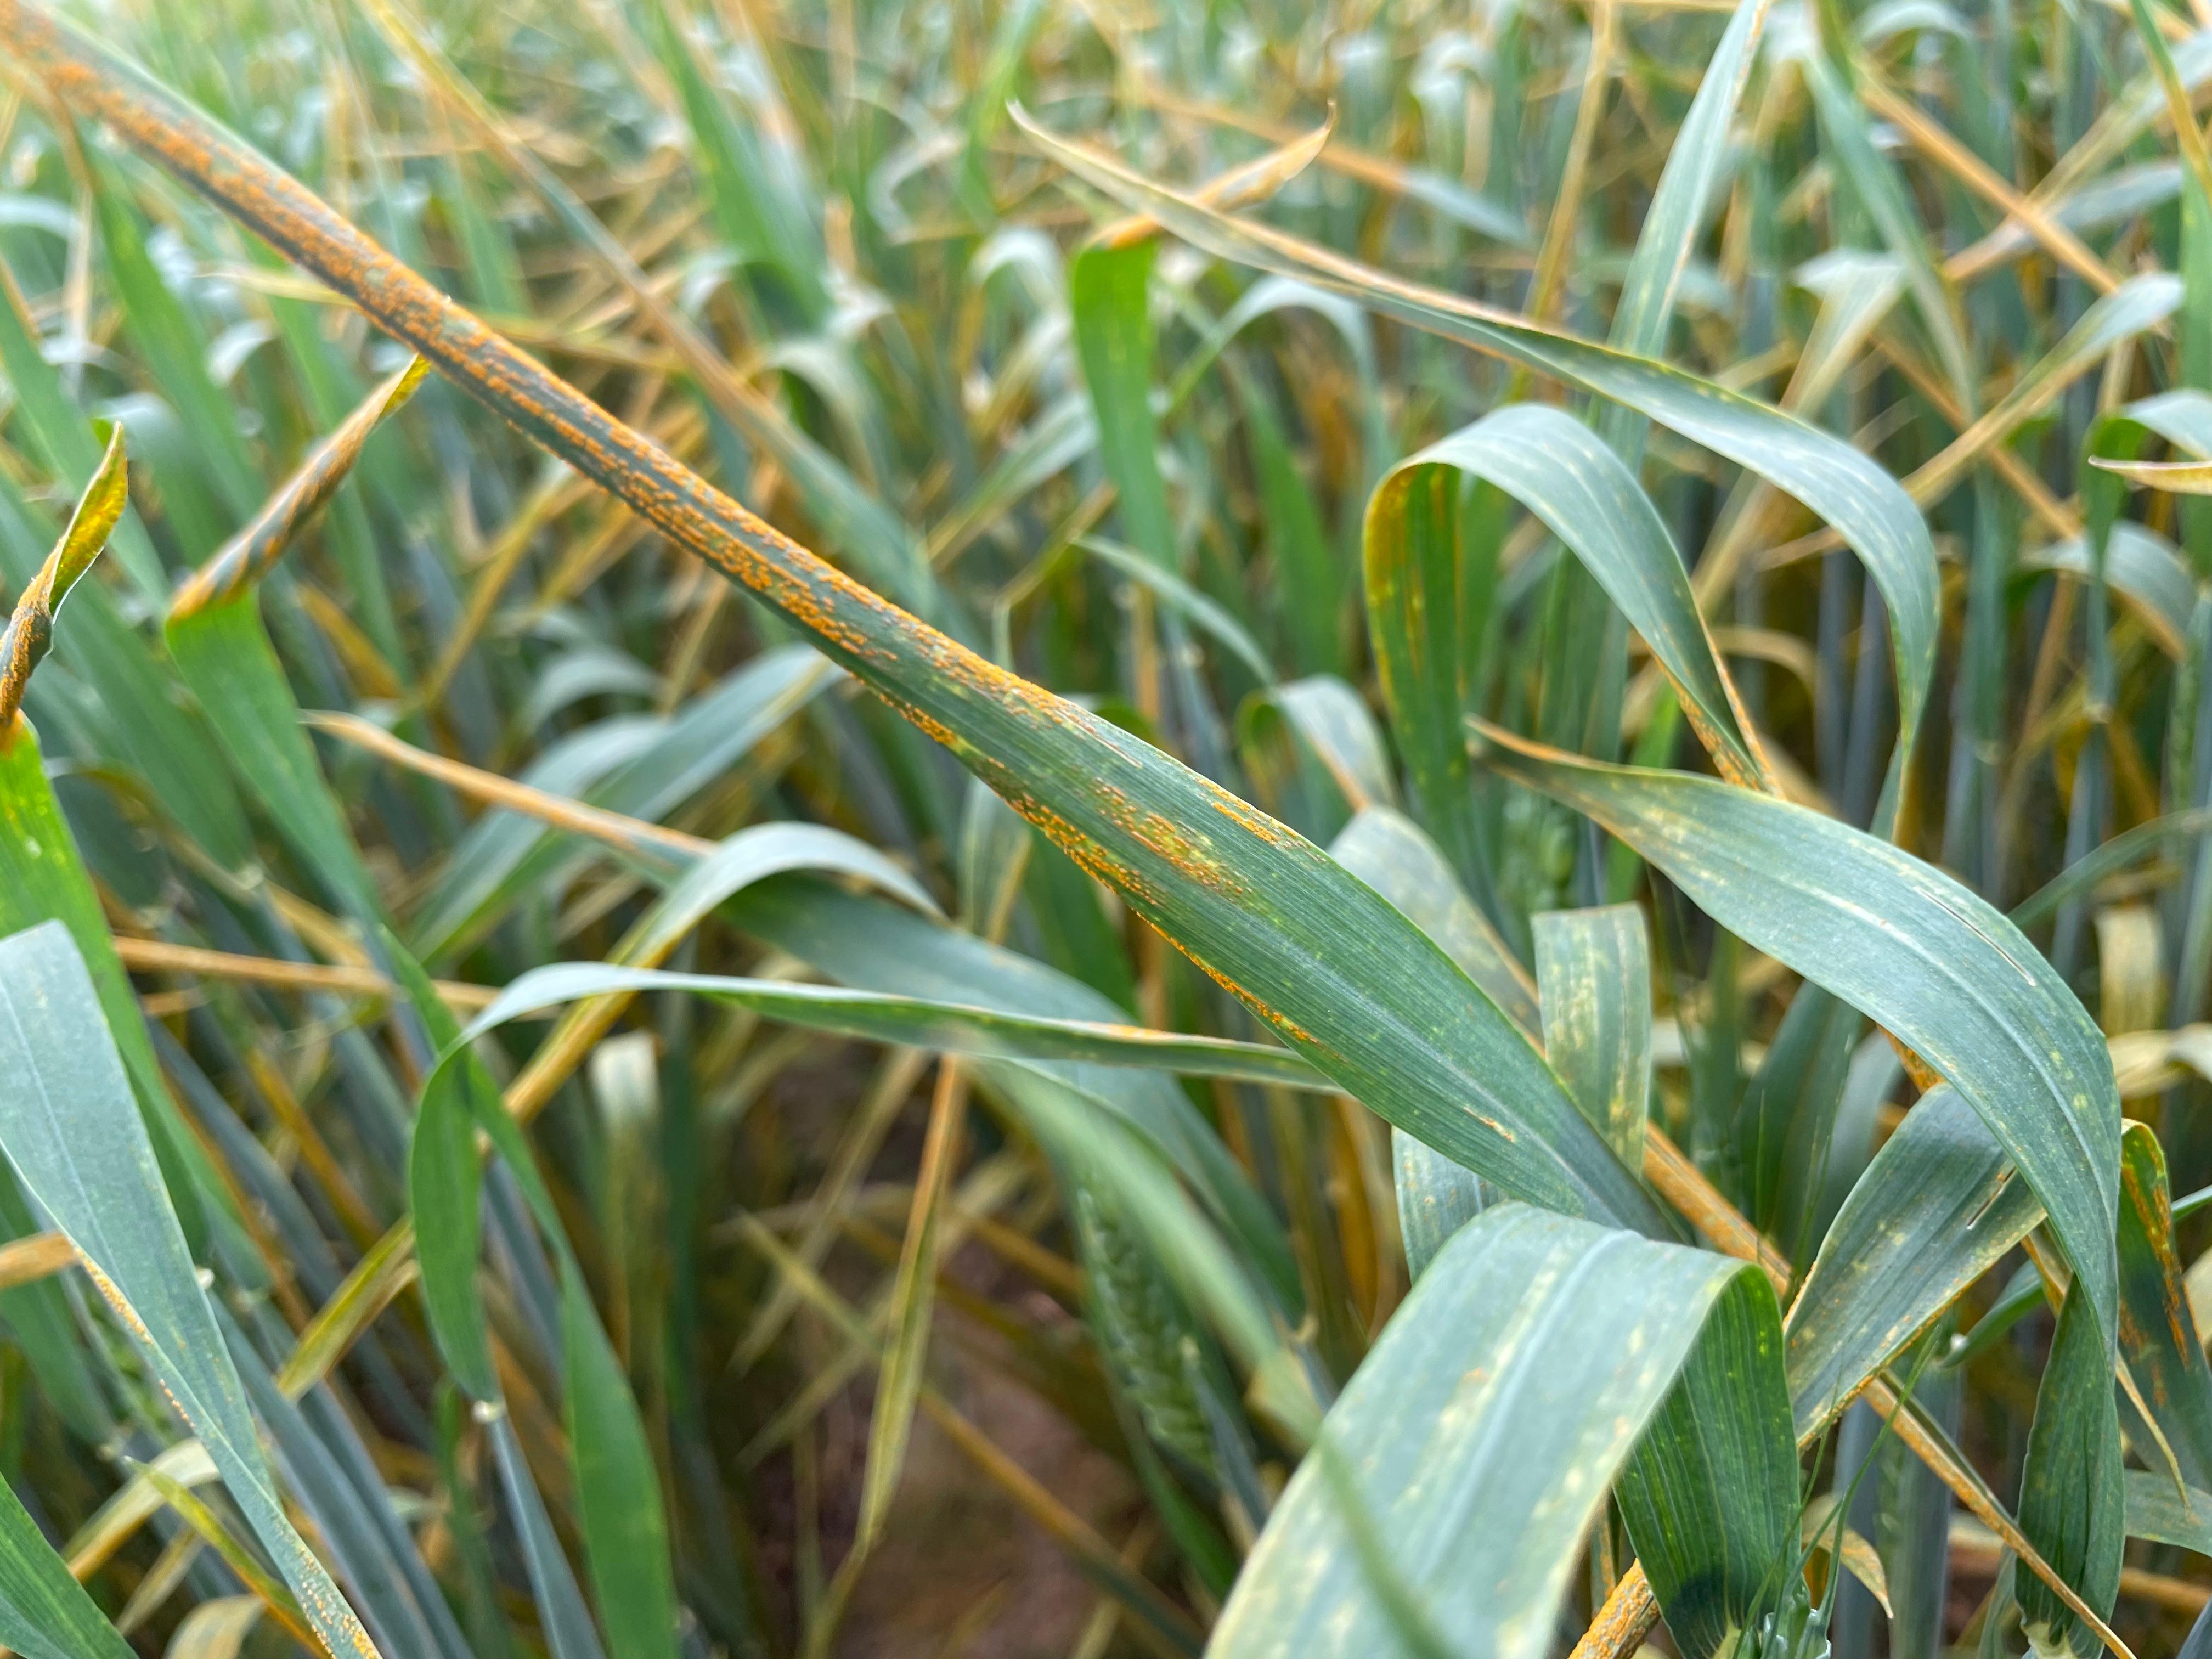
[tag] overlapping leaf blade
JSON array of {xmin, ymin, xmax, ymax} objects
[
  {"xmin": 1483, "ymin": 738, "xmax": 2122, "ymax": 1361},
  {"xmin": 1617, "ymin": 1271, "xmax": 1798, "ymax": 1659}
]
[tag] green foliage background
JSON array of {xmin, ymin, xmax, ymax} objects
[{"xmin": 2, "ymin": 0, "xmax": 2212, "ymax": 1656}]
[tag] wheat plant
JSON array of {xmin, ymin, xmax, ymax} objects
[{"xmin": 0, "ymin": 0, "xmax": 2205, "ymax": 1656}]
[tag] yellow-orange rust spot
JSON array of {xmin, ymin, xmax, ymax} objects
[
  {"xmin": 1087, "ymin": 783, "xmax": 1251, "ymax": 898},
  {"xmin": 1181, "ymin": 951, "xmax": 1328, "ymax": 1057},
  {"xmin": 75, "ymin": 1250, "xmax": 157, "ymax": 1349},
  {"xmin": 1206, "ymin": 785, "xmax": 1304, "ymax": 851}
]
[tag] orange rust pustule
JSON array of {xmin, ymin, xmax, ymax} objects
[
  {"xmin": 1174, "ymin": 939, "xmax": 1328, "ymax": 1054},
  {"xmin": 1206, "ymin": 782, "xmax": 1306, "ymax": 851},
  {"xmin": 1090, "ymin": 782, "xmax": 1251, "ymax": 900},
  {"xmin": 0, "ymin": 605, "xmax": 50, "ymax": 734},
  {"xmin": 988, "ymin": 783, "xmax": 1166, "ymax": 907}
]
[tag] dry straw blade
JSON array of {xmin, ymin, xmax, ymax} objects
[
  {"xmin": 168, "ymin": 357, "xmax": 427, "ymax": 621},
  {"xmin": 2092, "ymin": 455, "xmax": 2212, "ymax": 493}
]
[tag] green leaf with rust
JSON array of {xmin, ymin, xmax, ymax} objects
[
  {"xmin": 1206, "ymin": 1205, "xmax": 1763, "ymax": 1659},
  {"xmin": 2114, "ymin": 1122, "xmax": 2212, "ymax": 1488},
  {"xmin": 1617, "ymin": 1271, "xmax": 1798, "ymax": 1659},
  {"xmin": 2014, "ymin": 1282, "xmax": 2124, "ymax": 1659},
  {"xmin": 1786, "ymin": 1086, "xmax": 2042, "ymax": 1439}
]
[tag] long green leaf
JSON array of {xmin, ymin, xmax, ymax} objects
[
  {"xmin": 1607, "ymin": 0, "xmax": 1771, "ymax": 364},
  {"xmin": 562, "ymin": 1267, "xmax": 681, "ymax": 1659},
  {"xmin": 1786, "ymin": 1086, "xmax": 2042, "ymax": 1437},
  {"xmin": 397, "ymin": 951, "xmax": 680, "ymax": 1659},
  {"xmin": 2125, "ymin": 1470, "xmax": 2212, "ymax": 1555},
  {"xmin": 0, "ymin": 921, "xmax": 381, "ymax": 1659},
  {"xmin": 2013, "ymin": 1283, "xmax": 2123, "ymax": 1659},
  {"xmin": 1330, "ymin": 807, "xmax": 1537, "ymax": 1028},
  {"xmin": 1207, "ymin": 1204, "xmax": 1758, "ymax": 1659},
  {"xmin": 1736, "ymin": 984, "xmax": 1864, "ymax": 1262},
  {"xmin": 1073, "ymin": 240, "xmax": 1175, "ymax": 571},
  {"xmin": 0, "ymin": 1475, "xmax": 134, "ymax": 1659},
  {"xmin": 446, "ymin": 961, "xmax": 1334, "ymax": 1088},
  {"xmin": 1331, "ymin": 808, "xmax": 1524, "ymax": 1277}
]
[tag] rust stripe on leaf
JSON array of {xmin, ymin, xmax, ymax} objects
[{"xmin": 170, "ymin": 357, "xmax": 428, "ymax": 619}]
